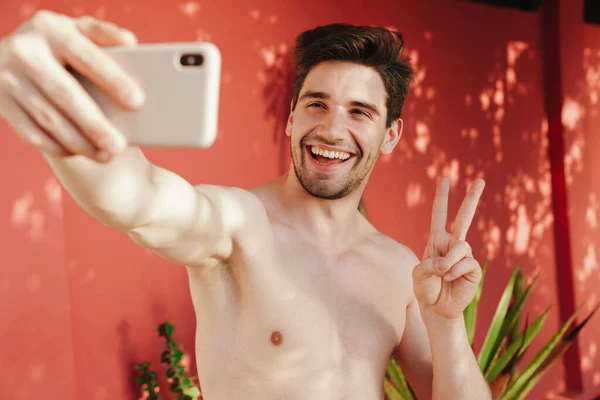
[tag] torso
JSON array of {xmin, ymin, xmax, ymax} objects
[{"xmin": 185, "ymin": 188, "xmax": 415, "ymax": 400}]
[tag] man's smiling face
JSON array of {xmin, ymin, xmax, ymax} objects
[{"xmin": 287, "ymin": 60, "xmax": 401, "ymax": 200}]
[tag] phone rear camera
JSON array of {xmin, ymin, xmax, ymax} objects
[{"xmin": 180, "ymin": 53, "xmax": 204, "ymax": 67}]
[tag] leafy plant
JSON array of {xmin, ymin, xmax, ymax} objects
[
  {"xmin": 135, "ymin": 362, "xmax": 161, "ymax": 400},
  {"xmin": 384, "ymin": 266, "xmax": 599, "ymax": 400},
  {"xmin": 135, "ymin": 322, "xmax": 202, "ymax": 400}
]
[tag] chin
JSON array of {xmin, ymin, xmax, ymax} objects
[{"xmin": 295, "ymin": 172, "xmax": 357, "ymax": 200}]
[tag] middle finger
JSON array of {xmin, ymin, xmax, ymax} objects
[
  {"xmin": 17, "ymin": 47, "xmax": 127, "ymax": 154},
  {"xmin": 3, "ymin": 70, "xmax": 100, "ymax": 159}
]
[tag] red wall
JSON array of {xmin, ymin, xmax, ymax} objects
[
  {"xmin": 0, "ymin": 0, "xmax": 597, "ymax": 399},
  {"xmin": 559, "ymin": 0, "xmax": 600, "ymax": 394}
]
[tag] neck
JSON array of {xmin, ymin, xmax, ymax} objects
[{"xmin": 272, "ymin": 167, "xmax": 368, "ymax": 247}]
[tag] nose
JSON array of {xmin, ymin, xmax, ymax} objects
[{"xmin": 320, "ymin": 107, "xmax": 347, "ymax": 140}]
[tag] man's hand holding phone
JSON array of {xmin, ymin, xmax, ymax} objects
[{"xmin": 0, "ymin": 10, "xmax": 145, "ymax": 162}]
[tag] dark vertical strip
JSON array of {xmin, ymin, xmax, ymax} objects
[{"xmin": 540, "ymin": 0, "xmax": 583, "ymax": 392}]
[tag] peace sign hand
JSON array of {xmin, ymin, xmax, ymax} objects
[{"xmin": 413, "ymin": 177, "xmax": 486, "ymax": 321}]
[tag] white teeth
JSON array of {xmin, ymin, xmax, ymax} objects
[{"xmin": 310, "ymin": 146, "xmax": 351, "ymax": 160}]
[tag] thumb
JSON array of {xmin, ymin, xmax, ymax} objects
[
  {"xmin": 412, "ymin": 257, "xmax": 448, "ymax": 307},
  {"xmin": 75, "ymin": 16, "xmax": 137, "ymax": 47},
  {"xmin": 412, "ymin": 257, "xmax": 451, "ymax": 284}
]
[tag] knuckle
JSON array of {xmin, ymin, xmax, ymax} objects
[
  {"xmin": 31, "ymin": 10, "xmax": 56, "ymax": 31},
  {"xmin": 71, "ymin": 142, "xmax": 93, "ymax": 156},
  {"xmin": 4, "ymin": 35, "xmax": 30, "ymax": 61},
  {"xmin": 76, "ymin": 15, "xmax": 120, "ymax": 37},
  {"xmin": 6, "ymin": 34, "xmax": 49, "ymax": 69},
  {"xmin": 83, "ymin": 123, "xmax": 111, "ymax": 147},
  {"xmin": 22, "ymin": 131, "xmax": 45, "ymax": 148},
  {"xmin": 75, "ymin": 16, "xmax": 97, "ymax": 34},
  {"xmin": 458, "ymin": 240, "xmax": 470, "ymax": 251},
  {"xmin": 440, "ymin": 257, "xmax": 451, "ymax": 271},
  {"xmin": 65, "ymin": 40, "xmax": 94, "ymax": 66},
  {"xmin": 50, "ymin": 80, "xmax": 76, "ymax": 107},
  {"xmin": 76, "ymin": 16, "xmax": 95, "ymax": 25},
  {"xmin": 35, "ymin": 103, "xmax": 64, "ymax": 133},
  {"xmin": 0, "ymin": 70, "xmax": 17, "ymax": 90}
]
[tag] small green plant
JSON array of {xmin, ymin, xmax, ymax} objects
[
  {"xmin": 384, "ymin": 265, "xmax": 599, "ymax": 400},
  {"xmin": 135, "ymin": 322, "xmax": 202, "ymax": 400},
  {"xmin": 135, "ymin": 362, "xmax": 161, "ymax": 400}
]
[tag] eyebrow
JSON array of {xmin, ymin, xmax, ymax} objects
[{"xmin": 299, "ymin": 90, "xmax": 381, "ymax": 117}]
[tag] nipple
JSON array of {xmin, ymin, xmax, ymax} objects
[{"xmin": 270, "ymin": 330, "xmax": 283, "ymax": 346}]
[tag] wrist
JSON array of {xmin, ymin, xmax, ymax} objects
[{"xmin": 420, "ymin": 308, "xmax": 467, "ymax": 335}]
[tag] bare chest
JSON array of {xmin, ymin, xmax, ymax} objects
[{"xmin": 188, "ymin": 230, "xmax": 409, "ymax": 398}]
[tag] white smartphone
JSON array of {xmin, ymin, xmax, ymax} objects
[{"xmin": 71, "ymin": 42, "xmax": 221, "ymax": 148}]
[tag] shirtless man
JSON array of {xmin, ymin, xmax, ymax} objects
[{"xmin": 0, "ymin": 11, "xmax": 492, "ymax": 400}]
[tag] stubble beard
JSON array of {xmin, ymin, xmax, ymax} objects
[{"xmin": 291, "ymin": 142, "xmax": 374, "ymax": 200}]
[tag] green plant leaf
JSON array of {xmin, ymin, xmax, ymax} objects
[
  {"xmin": 509, "ymin": 270, "xmax": 526, "ymax": 341},
  {"xmin": 486, "ymin": 274, "xmax": 540, "ymax": 372},
  {"xmin": 511, "ymin": 303, "xmax": 599, "ymax": 400},
  {"xmin": 136, "ymin": 362, "xmax": 150, "ymax": 371},
  {"xmin": 172, "ymin": 349, "xmax": 184, "ymax": 364},
  {"xmin": 478, "ymin": 268, "xmax": 520, "ymax": 372},
  {"xmin": 386, "ymin": 358, "xmax": 415, "ymax": 400},
  {"xmin": 464, "ymin": 261, "xmax": 487, "ymax": 344},
  {"xmin": 183, "ymin": 386, "xmax": 202, "ymax": 398},
  {"xmin": 501, "ymin": 308, "xmax": 580, "ymax": 400},
  {"xmin": 136, "ymin": 375, "xmax": 150, "ymax": 385},
  {"xmin": 501, "ymin": 274, "xmax": 539, "ymax": 339},
  {"xmin": 159, "ymin": 322, "xmax": 174, "ymax": 339},
  {"xmin": 486, "ymin": 307, "xmax": 550, "ymax": 382},
  {"xmin": 384, "ymin": 379, "xmax": 406, "ymax": 400}
]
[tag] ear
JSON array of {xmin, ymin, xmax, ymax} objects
[
  {"xmin": 285, "ymin": 100, "xmax": 294, "ymax": 137},
  {"xmin": 380, "ymin": 118, "xmax": 403, "ymax": 154}
]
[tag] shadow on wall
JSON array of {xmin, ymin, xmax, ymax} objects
[
  {"xmin": 118, "ymin": 320, "xmax": 141, "ymax": 400},
  {"xmin": 260, "ymin": 42, "xmax": 295, "ymax": 174}
]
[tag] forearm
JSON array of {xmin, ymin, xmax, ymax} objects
[
  {"xmin": 424, "ymin": 313, "xmax": 491, "ymax": 400},
  {"xmin": 44, "ymin": 147, "xmax": 154, "ymax": 231}
]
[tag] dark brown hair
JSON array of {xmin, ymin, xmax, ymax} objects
[{"xmin": 292, "ymin": 23, "xmax": 415, "ymax": 128}]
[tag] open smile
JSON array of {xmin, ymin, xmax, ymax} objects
[{"xmin": 305, "ymin": 145, "xmax": 356, "ymax": 171}]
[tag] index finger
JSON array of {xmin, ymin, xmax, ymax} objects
[
  {"xmin": 452, "ymin": 178, "xmax": 485, "ymax": 241},
  {"xmin": 430, "ymin": 177, "xmax": 450, "ymax": 234},
  {"xmin": 51, "ymin": 24, "xmax": 145, "ymax": 110}
]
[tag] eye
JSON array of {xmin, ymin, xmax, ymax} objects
[
  {"xmin": 308, "ymin": 102, "xmax": 325, "ymax": 109},
  {"xmin": 351, "ymin": 109, "xmax": 370, "ymax": 118}
]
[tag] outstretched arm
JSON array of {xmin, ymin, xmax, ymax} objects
[{"xmin": 47, "ymin": 149, "xmax": 262, "ymax": 266}]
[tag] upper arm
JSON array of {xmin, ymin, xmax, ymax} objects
[
  {"xmin": 126, "ymin": 163, "xmax": 266, "ymax": 266},
  {"xmin": 394, "ymin": 247, "xmax": 434, "ymax": 400}
]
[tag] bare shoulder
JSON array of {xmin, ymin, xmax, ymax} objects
[
  {"xmin": 358, "ymin": 220, "xmax": 420, "ymax": 269},
  {"xmin": 195, "ymin": 183, "xmax": 265, "ymax": 206},
  {"xmin": 358, "ymin": 229, "xmax": 419, "ymax": 308},
  {"xmin": 194, "ymin": 184, "xmax": 268, "ymax": 224},
  {"xmin": 188, "ymin": 184, "xmax": 272, "ymax": 255}
]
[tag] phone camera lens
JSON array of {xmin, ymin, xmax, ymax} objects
[{"xmin": 180, "ymin": 53, "xmax": 204, "ymax": 67}]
